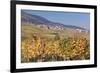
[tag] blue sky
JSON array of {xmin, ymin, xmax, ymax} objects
[{"xmin": 22, "ymin": 10, "xmax": 90, "ymax": 30}]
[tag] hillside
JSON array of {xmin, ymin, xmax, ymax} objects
[{"xmin": 21, "ymin": 11, "xmax": 88, "ymax": 31}]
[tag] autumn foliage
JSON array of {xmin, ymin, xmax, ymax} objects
[{"xmin": 21, "ymin": 34, "xmax": 90, "ymax": 63}]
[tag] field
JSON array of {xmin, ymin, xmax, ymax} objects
[{"xmin": 21, "ymin": 23, "xmax": 90, "ymax": 63}]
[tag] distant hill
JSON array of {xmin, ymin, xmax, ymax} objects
[{"xmin": 21, "ymin": 11, "xmax": 87, "ymax": 31}]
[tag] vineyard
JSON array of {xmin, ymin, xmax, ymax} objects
[{"xmin": 21, "ymin": 27, "xmax": 90, "ymax": 63}]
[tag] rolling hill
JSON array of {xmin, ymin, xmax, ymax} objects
[{"xmin": 21, "ymin": 11, "xmax": 88, "ymax": 31}]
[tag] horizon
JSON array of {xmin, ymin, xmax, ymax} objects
[{"xmin": 22, "ymin": 10, "xmax": 90, "ymax": 30}]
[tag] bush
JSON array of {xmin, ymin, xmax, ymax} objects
[{"xmin": 21, "ymin": 35, "xmax": 90, "ymax": 63}]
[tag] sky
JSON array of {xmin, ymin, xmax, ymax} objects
[{"xmin": 22, "ymin": 10, "xmax": 90, "ymax": 30}]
